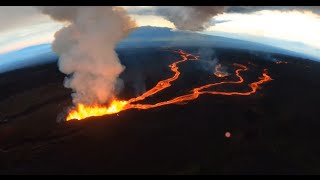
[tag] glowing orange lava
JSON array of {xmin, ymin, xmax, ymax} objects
[
  {"xmin": 66, "ymin": 100, "xmax": 128, "ymax": 121},
  {"xmin": 127, "ymin": 49, "xmax": 199, "ymax": 103},
  {"xmin": 66, "ymin": 49, "xmax": 273, "ymax": 121},
  {"xmin": 199, "ymin": 68, "xmax": 272, "ymax": 96},
  {"xmin": 214, "ymin": 64, "xmax": 228, "ymax": 78}
]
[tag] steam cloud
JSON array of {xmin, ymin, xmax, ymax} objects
[
  {"xmin": 197, "ymin": 47, "xmax": 219, "ymax": 73},
  {"xmin": 127, "ymin": 6, "xmax": 320, "ymax": 31},
  {"xmin": 155, "ymin": 6, "xmax": 228, "ymax": 31},
  {"xmin": 37, "ymin": 6, "xmax": 136, "ymax": 105}
]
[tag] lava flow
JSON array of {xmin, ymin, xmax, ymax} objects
[
  {"xmin": 66, "ymin": 49, "xmax": 198, "ymax": 121},
  {"xmin": 127, "ymin": 49, "xmax": 199, "ymax": 103},
  {"xmin": 66, "ymin": 49, "xmax": 273, "ymax": 121}
]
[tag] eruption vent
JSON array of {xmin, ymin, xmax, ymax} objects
[
  {"xmin": 214, "ymin": 64, "xmax": 228, "ymax": 78},
  {"xmin": 37, "ymin": 6, "xmax": 136, "ymax": 105}
]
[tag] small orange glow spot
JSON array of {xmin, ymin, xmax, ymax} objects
[{"xmin": 225, "ymin": 132, "xmax": 231, "ymax": 138}]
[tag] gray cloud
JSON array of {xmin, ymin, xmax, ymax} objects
[
  {"xmin": 123, "ymin": 6, "xmax": 156, "ymax": 16},
  {"xmin": 226, "ymin": 6, "xmax": 320, "ymax": 14},
  {"xmin": 0, "ymin": 6, "xmax": 50, "ymax": 32},
  {"xmin": 124, "ymin": 6, "xmax": 228, "ymax": 31},
  {"xmin": 152, "ymin": 6, "xmax": 228, "ymax": 31},
  {"xmin": 126, "ymin": 6, "xmax": 320, "ymax": 31}
]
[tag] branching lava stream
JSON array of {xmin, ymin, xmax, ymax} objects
[{"xmin": 66, "ymin": 49, "xmax": 273, "ymax": 121}]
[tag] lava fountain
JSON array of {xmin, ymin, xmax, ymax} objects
[{"xmin": 66, "ymin": 100, "xmax": 128, "ymax": 121}]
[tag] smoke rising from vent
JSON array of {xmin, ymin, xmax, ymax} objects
[
  {"xmin": 36, "ymin": 6, "xmax": 136, "ymax": 105},
  {"xmin": 197, "ymin": 48, "xmax": 218, "ymax": 72}
]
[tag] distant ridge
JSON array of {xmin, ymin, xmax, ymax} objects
[
  {"xmin": 118, "ymin": 26, "xmax": 317, "ymax": 61},
  {"xmin": 1, "ymin": 26, "xmax": 317, "ymax": 74}
]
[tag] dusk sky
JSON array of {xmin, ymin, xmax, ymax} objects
[{"xmin": 0, "ymin": 6, "xmax": 320, "ymax": 59}]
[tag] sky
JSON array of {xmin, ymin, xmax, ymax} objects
[{"xmin": 0, "ymin": 6, "xmax": 319, "ymax": 60}]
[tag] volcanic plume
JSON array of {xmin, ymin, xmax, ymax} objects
[{"xmin": 36, "ymin": 6, "xmax": 136, "ymax": 105}]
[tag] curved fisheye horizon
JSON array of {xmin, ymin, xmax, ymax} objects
[
  {"xmin": 1, "ymin": 5, "xmax": 320, "ymax": 175},
  {"xmin": 1, "ymin": 6, "xmax": 320, "ymax": 73}
]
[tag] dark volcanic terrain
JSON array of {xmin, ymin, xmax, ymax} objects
[{"xmin": 1, "ymin": 47, "xmax": 320, "ymax": 174}]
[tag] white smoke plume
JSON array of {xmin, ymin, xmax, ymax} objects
[
  {"xmin": 197, "ymin": 47, "xmax": 218, "ymax": 73},
  {"xmin": 36, "ymin": 6, "xmax": 136, "ymax": 105},
  {"xmin": 154, "ymin": 6, "xmax": 228, "ymax": 31}
]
